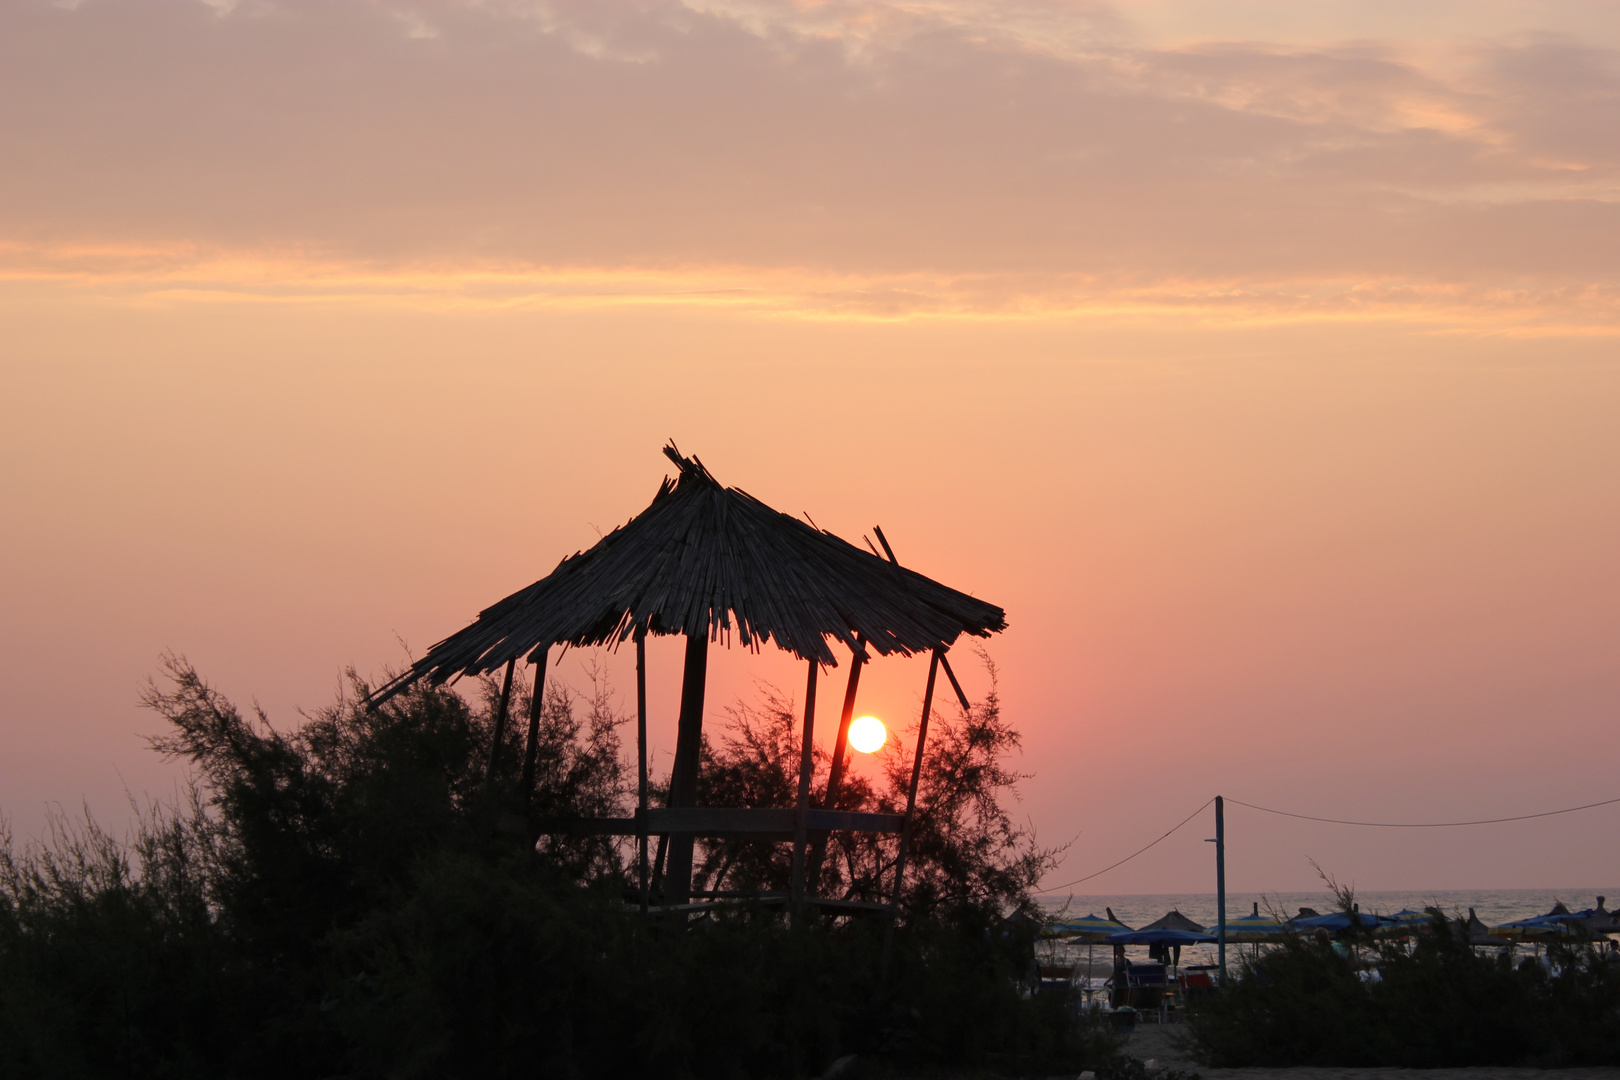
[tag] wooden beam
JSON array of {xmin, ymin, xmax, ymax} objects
[
  {"xmin": 937, "ymin": 652, "xmax": 972, "ymax": 713},
  {"xmin": 807, "ymin": 637, "xmax": 865, "ymax": 892},
  {"xmin": 633, "ymin": 897, "xmax": 790, "ymax": 915},
  {"xmin": 635, "ymin": 627, "xmax": 649, "ymax": 915},
  {"xmin": 520, "ymin": 647, "xmax": 550, "ymax": 803},
  {"xmin": 807, "ymin": 896, "xmax": 899, "ymax": 916},
  {"xmin": 531, "ymin": 816, "xmax": 641, "ymax": 837},
  {"xmin": 886, "ymin": 648, "xmax": 940, "ymax": 952},
  {"xmin": 790, "ymin": 659, "xmax": 818, "ymax": 923},
  {"xmin": 873, "ymin": 525, "xmax": 900, "ymax": 568},
  {"xmin": 484, "ymin": 657, "xmax": 517, "ymax": 783},
  {"xmin": 664, "ymin": 633, "xmax": 709, "ymax": 908},
  {"xmin": 530, "ymin": 807, "xmax": 903, "ymax": 838},
  {"xmin": 653, "ymin": 807, "xmax": 794, "ymax": 834},
  {"xmin": 650, "ymin": 833, "xmax": 668, "ymax": 899},
  {"xmin": 808, "ymin": 808, "xmax": 903, "ymax": 832}
]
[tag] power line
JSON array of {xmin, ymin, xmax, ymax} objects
[
  {"xmin": 1036, "ymin": 791, "xmax": 1620, "ymax": 895},
  {"xmin": 1036, "ymin": 798, "xmax": 1213, "ymax": 894},
  {"xmin": 1225, "ymin": 794, "xmax": 1620, "ymax": 829}
]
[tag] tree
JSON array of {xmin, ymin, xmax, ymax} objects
[{"xmin": 691, "ymin": 649, "xmax": 1059, "ymax": 926}]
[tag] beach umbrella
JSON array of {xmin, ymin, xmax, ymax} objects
[
  {"xmin": 1046, "ymin": 912, "xmax": 1131, "ymax": 1002},
  {"xmin": 1220, "ymin": 902, "xmax": 1288, "ymax": 943},
  {"xmin": 1139, "ymin": 910, "xmax": 1207, "ymax": 934},
  {"xmin": 1504, "ymin": 902, "xmax": 1594, "ymax": 939},
  {"xmin": 1381, "ymin": 908, "xmax": 1441, "ymax": 937},
  {"xmin": 1493, "ymin": 914, "xmax": 1580, "ymax": 941},
  {"xmin": 1107, "ymin": 928, "xmax": 1217, "ymax": 945},
  {"xmin": 1131, "ymin": 911, "xmax": 1210, "ymax": 969},
  {"xmin": 1573, "ymin": 897, "xmax": 1620, "ymax": 940},
  {"xmin": 1458, "ymin": 908, "xmax": 1510, "ymax": 947},
  {"xmin": 1049, "ymin": 913, "xmax": 1132, "ymax": 940},
  {"xmin": 1292, "ymin": 910, "xmax": 1389, "ymax": 932}
]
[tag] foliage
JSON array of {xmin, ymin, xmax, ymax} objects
[
  {"xmin": 1187, "ymin": 915, "xmax": 1620, "ymax": 1067},
  {"xmin": 693, "ymin": 650, "xmax": 1061, "ymax": 929},
  {"xmin": 0, "ymin": 650, "xmax": 1100, "ymax": 1079}
]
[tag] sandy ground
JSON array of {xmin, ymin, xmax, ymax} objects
[{"xmin": 1120, "ymin": 1026, "xmax": 1620, "ymax": 1080}]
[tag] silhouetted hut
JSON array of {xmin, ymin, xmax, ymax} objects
[{"xmin": 369, "ymin": 445, "xmax": 1006, "ymax": 919}]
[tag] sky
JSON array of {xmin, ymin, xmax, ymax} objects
[{"xmin": 3, "ymin": 0, "xmax": 1618, "ymax": 898}]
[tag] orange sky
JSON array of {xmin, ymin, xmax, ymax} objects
[{"xmin": 3, "ymin": 0, "xmax": 1617, "ymax": 896}]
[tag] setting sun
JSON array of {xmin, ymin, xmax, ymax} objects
[{"xmin": 848, "ymin": 715, "xmax": 887, "ymax": 754}]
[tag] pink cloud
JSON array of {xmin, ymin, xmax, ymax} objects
[{"xmin": 0, "ymin": 0, "xmax": 1614, "ymax": 307}]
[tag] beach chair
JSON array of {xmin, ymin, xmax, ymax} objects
[
  {"xmin": 1116, "ymin": 962, "xmax": 1166, "ymax": 1015},
  {"xmin": 1179, "ymin": 966, "xmax": 1215, "ymax": 1003},
  {"xmin": 1037, "ymin": 963, "xmax": 1076, "ymax": 994}
]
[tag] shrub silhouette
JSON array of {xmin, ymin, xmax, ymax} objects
[
  {"xmin": 1188, "ymin": 912, "xmax": 1620, "ymax": 1067},
  {"xmin": 0, "ymin": 653, "xmax": 1100, "ymax": 1079}
]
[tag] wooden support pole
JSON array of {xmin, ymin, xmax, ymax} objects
[
  {"xmin": 484, "ymin": 658, "xmax": 517, "ymax": 783},
  {"xmin": 884, "ymin": 648, "xmax": 940, "ymax": 968},
  {"xmin": 806, "ymin": 637, "xmax": 865, "ymax": 892},
  {"xmin": 650, "ymin": 833, "xmax": 669, "ymax": 896},
  {"xmin": 937, "ymin": 652, "xmax": 972, "ymax": 713},
  {"xmin": 790, "ymin": 658, "xmax": 819, "ymax": 924},
  {"xmin": 636, "ymin": 627, "xmax": 650, "ymax": 915},
  {"xmin": 663, "ymin": 632, "xmax": 709, "ymax": 910},
  {"xmin": 520, "ymin": 647, "xmax": 550, "ymax": 803}
]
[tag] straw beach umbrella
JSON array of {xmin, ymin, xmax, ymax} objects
[
  {"xmin": 1139, "ymin": 910, "xmax": 1207, "ymax": 934},
  {"xmin": 1459, "ymin": 908, "xmax": 1510, "ymax": 947}
]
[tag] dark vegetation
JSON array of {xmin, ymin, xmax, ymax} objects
[
  {"xmin": 0, "ymin": 652, "xmax": 1112, "ymax": 1079},
  {"xmin": 1188, "ymin": 911, "xmax": 1620, "ymax": 1067}
]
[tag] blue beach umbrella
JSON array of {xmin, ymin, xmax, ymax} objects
[
  {"xmin": 1221, "ymin": 902, "xmax": 1288, "ymax": 943},
  {"xmin": 1107, "ymin": 928, "xmax": 1217, "ymax": 946},
  {"xmin": 1495, "ymin": 913, "xmax": 1585, "ymax": 941},
  {"xmin": 1046, "ymin": 911, "xmax": 1133, "ymax": 1003},
  {"xmin": 1383, "ymin": 908, "xmax": 1441, "ymax": 936},
  {"xmin": 1292, "ymin": 910, "xmax": 1390, "ymax": 932},
  {"xmin": 1049, "ymin": 912, "xmax": 1132, "ymax": 941}
]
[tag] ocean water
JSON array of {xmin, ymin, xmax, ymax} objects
[{"xmin": 1037, "ymin": 888, "xmax": 1618, "ymax": 972}]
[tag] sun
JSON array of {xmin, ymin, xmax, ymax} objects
[{"xmin": 848, "ymin": 715, "xmax": 887, "ymax": 754}]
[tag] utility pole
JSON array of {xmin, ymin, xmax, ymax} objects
[{"xmin": 1215, "ymin": 795, "xmax": 1227, "ymax": 980}]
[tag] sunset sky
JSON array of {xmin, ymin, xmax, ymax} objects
[{"xmin": 3, "ymin": 0, "xmax": 1618, "ymax": 897}]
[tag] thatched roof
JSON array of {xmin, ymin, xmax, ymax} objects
[
  {"xmin": 370, "ymin": 446, "xmax": 1006, "ymax": 702},
  {"xmin": 1141, "ymin": 910, "xmax": 1207, "ymax": 934},
  {"xmin": 1462, "ymin": 909, "xmax": 1508, "ymax": 946}
]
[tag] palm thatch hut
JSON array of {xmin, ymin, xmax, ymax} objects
[{"xmin": 369, "ymin": 444, "xmax": 1006, "ymax": 918}]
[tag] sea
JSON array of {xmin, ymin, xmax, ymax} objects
[{"xmin": 1036, "ymin": 888, "xmax": 1618, "ymax": 973}]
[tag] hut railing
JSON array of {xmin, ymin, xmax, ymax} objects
[{"xmin": 532, "ymin": 807, "xmax": 903, "ymax": 839}]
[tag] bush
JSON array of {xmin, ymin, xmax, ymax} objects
[
  {"xmin": 1188, "ymin": 917, "xmax": 1620, "ymax": 1067},
  {"xmin": 692, "ymin": 650, "xmax": 1061, "ymax": 931},
  {"xmin": 0, "ymin": 653, "xmax": 1104, "ymax": 1079}
]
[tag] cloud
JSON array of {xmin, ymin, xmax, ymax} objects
[{"xmin": 1, "ymin": 0, "xmax": 1615, "ymax": 321}]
